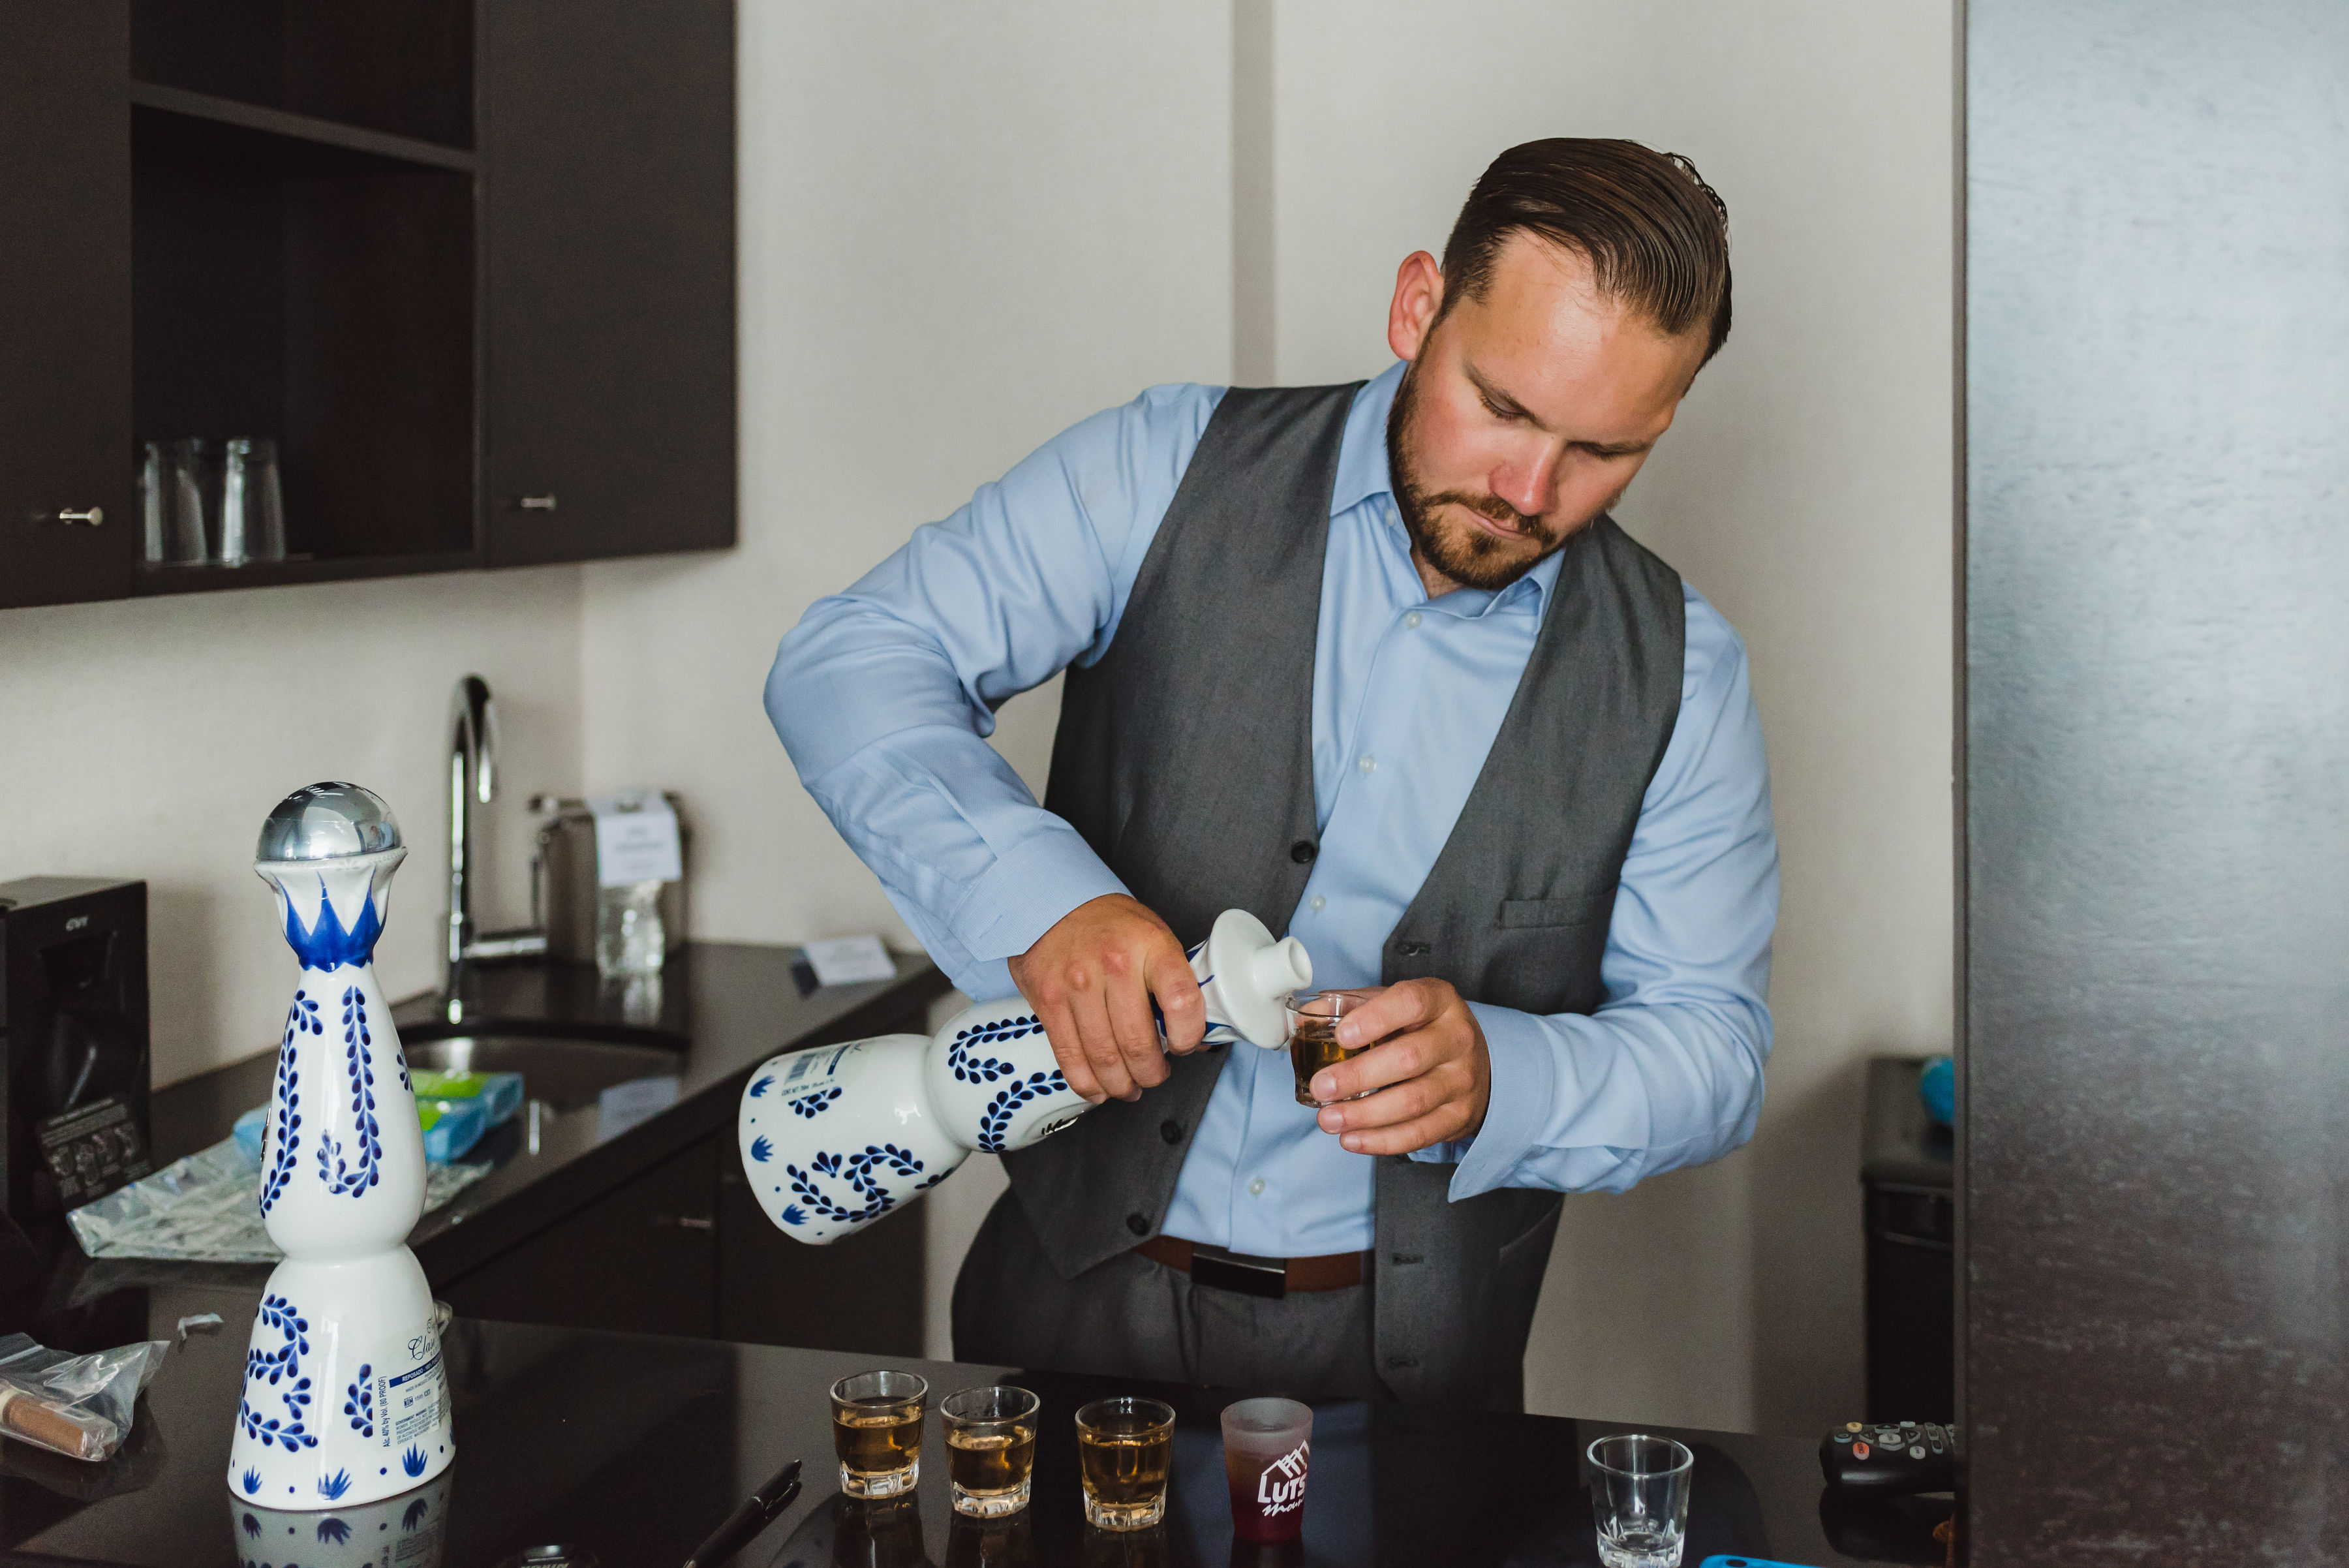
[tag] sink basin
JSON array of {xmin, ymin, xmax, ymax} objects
[{"xmin": 400, "ymin": 1034, "xmax": 684, "ymax": 1113}]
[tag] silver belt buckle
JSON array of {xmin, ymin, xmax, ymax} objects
[{"xmin": 1190, "ymin": 1243, "xmax": 1287, "ymax": 1300}]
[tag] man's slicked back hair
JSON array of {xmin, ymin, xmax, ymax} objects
[{"xmin": 1439, "ymin": 138, "xmax": 1732, "ymax": 364}]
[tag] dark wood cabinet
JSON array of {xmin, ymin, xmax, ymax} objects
[
  {"xmin": 0, "ymin": 1, "xmax": 136, "ymax": 610},
  {"xmin": 484, "ymin": 0, "xmax": 735, "ymax": 568},
  {"xmin": 0, "ymin": 0, "xmax": 735, "ymax": 611}
]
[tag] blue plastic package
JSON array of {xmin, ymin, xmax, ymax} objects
[
  {"xmin": 232, "ymin": 1094, "xmax": 487, "ymax": 1165},
  {"xmin": 1918, "ymin": 1054, "xmax": 1955, "ymax": 1127}
]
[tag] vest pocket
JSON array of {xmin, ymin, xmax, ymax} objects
[{"xmin": 1496, "ymin": 897, "xmax": 1602, "ymax": 930}]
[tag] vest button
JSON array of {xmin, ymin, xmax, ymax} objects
[
  {"xmin": 1398, "ymin": 939, "xmax": 1432, "ymax": 957},
  {"xmin": 1126, "ymin": 1212, "xmax": 1150, "ymax": 1237},
  {"xmin": 1159, "ymin": 1119, "xmax": 1184, "ymax": 1145},
  {"xmin": 1289, "ymin": 839, "xmax": 1317, "ymax": 864}
]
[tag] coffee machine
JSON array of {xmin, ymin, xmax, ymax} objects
[{"xmin": 0, "ymin": 878, "xmax": 151, "ymax": 1231}]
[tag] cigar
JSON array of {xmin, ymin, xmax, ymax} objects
[{"xmin": 0, "ymin": 1386, "xmax": 117, "ymax": 1461}]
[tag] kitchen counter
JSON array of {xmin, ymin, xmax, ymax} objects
[
  {"xmin": 0, "ymin": 1278, "xmax": 1939, "ymax": 1567},
  {"xmin": 55, "ymin": 942, "xmax": 949, "ymax": 1303}
]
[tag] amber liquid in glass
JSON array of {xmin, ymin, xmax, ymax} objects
[
  {"xmin": 835, "ymin": 1398, "xmax": 924, "ymax": 1497},
  {"xmin": 1290, "ymin": 1013, "xmax": 1371, "ymax": 1107},
  {"xmin": 947, "ymin": 1422, "xmax": 1035, "ymax": 1493},
  {"xmin": 1079, "ymin": 1427, "xmax": 1173, "ymax": 1526}
]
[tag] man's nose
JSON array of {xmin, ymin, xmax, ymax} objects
[{"xmin": 1490, "ymin": 442, "xmax": 1559, "ymax": 522}]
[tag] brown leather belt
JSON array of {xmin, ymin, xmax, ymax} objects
[{"xmin": 1133, "ymin": 1235, "xmax": 1366, "ymax": 1299}]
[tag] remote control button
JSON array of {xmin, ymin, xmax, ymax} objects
[
  {"xmin": 1910, "ymin": 1445, "xmax": 1926, "ymax": 1460},
  {"xmin": 1852, "ymin": 1441, "xmax": 1871, "ymax": 1460},
  {"xmin": 1834, "ymin": 1432, "xmax": 1851, "ymax": 1443},
  {"xmin": 1846, "ymin": 1422, "xmax": 1862, "ymax": 1432}
]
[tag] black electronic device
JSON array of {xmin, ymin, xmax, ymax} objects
[
  {"xmin": 1819, "ymin": 1419, "xmax": 1958, "ymax": 1496},
  {"xmin": 0, "ymin": 878, "xmax": 151, "ymax": 1231}
]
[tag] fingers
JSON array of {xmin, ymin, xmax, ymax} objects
[
  {"xmin": 1146, "ymin": 945, "xmax": 1207, "ymax": 1054},
  {"xmin": 1333, "ymin": 977, "xmax": 1443, "ymax": 1051},
  {"xmin": 1065, "ymin": 975, "xmax": 1139, "ymax": 1102},
  {"xmin": 1101, "ymin": 943, "xmax": 1171, "ymax": 1093},
  {"xmin": 1325, "ymin": 1099, "xmax": 1473, "ymax": 1158},
  {"xmin": 1033, "ymin": 994, "xmax": 1104, "ymax": 1103},
  {"xmin": 1306, "ymin": 1030, "xmax": 1430, "ymax": 1106}
]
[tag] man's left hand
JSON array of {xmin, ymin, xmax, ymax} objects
[{"xmin": 1307, "ymin": 978, "xmax": 1490, "ymax": 1155}]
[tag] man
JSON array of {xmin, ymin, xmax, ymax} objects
[{"xmin": 767, "ymin": 139, "xmax": 1777, "ymax": 1410}]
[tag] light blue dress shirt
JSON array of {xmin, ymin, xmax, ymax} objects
[{"xmin": 767, "ymin": 363, "xmax": 1778, "ymax": 1259}]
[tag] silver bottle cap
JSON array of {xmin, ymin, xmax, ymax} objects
[{"xmin": 256, "ymin": 782, "xmax": 403, "ymax": 862}]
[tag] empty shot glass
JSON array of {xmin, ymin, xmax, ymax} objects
[
  {"xmin": 1220, "ymin": 1397, "xmax": 1313, "ymax": 1543},
  {"xmin": 942, "ymin": 1385, "xmax": 1039, "ymax": 1518},
  {"xmin": 1287, "ymin": 989, "xmax": 1381, "ymax": 1107},
  {"xmin": 1587, "ymin": 1433, "xmax": 1693, "ymax": 1568},
  {"xmin": 832, "ymin": 1369, "xmax": 929, "ymax": 1498},
  {"xmin": 1075, "ymin": 1396, "xmax": 1175, "ymax": 1531}
]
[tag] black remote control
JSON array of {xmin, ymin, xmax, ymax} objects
[{"xmin": 1819, "ymin": 1419, "xmax": 1958, "ymax": 1494}]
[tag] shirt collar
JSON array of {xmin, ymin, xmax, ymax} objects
[{"xmin": 1330, "ymin": 361, "xmax": 1563, "ymax": 614}]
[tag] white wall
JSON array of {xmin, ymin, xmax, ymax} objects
[
  {"xmin": 577, "ymin": 0, "xmax": 1235, "ymax": 950},
  {"xmin": 1266, "ymin": 0, "xmax": 1956, "ymax": 1434},
  {"xmin": 0, "ymin": 570, "xmax": 581, "ymax": 1088}
]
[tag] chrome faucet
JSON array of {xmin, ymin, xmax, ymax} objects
[{"xmin": 444, "ymin": 674, "xmax": 545, "ymax": 1011}]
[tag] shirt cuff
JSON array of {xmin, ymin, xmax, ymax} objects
[
  {"xmin": 947, "ymin": 821, "xmax": 1131, "ymax": 961},
  {"xmin": 1444, "ymin": 1002, "xmax": 1561, "ymax": 1200}
]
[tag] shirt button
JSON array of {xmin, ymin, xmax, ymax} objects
[
  {"xmin": 1159, "ymin": 1119, "xmax": 1184, "ymax": 1145},
  {"xmin": 1248, "ymin": 1178, "xmax": 1267, "ymax": 1196},
  {"xmin": 1404, "ymin": 611, "xmax": 1422, "ymax": 629},
  {"xmin": 1310, "ymin": 895, "xmax": 1327, "ymax": 913},
  {"xmin": 1357, "ymin": 754, "xmax": 1376, "ymax": 775}
]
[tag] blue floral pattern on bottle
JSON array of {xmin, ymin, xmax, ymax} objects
[
  {"xmin": 748, "ymin": 1135, "xmax": 773, "ymax": 1163},
  {"xmin": 786, "ymin": 1086, "xmax": 842, "ymax": 1118},
  {"xmin": 318, "ymin": 1516, "xmax": 352, "ymax": 1545},
  {"xmin": 747, "ymin": 1074, "xmax": 774, "ymax": 1098},
  {"xmin": 402, "ymin": 1444, "xmax": 427, "ymax": 1478},
  {"xmin": 783, "ymin": 1143, "xmax": 927, "ymax": 1225},
  {"xmin": 344, "ymin": 1364, "xmax": 374, "ymax": 1437},
  {"xmin": 947, "ymin": 1015, "xmax": 1042, "ymax": 1083},
  {"xmin": 318, "ymin": 1468, "xmax": 352, "ymax": 1500},
  {"xmin": 259, "ymin": 991, "xmax": 319, "ymax": 1217},
  {"xmin": 975, "ymin": 1068, "xmax": 1072, "ymax": 1152},
  {"xmin": 403, "ymin": 1493, "xmax": 431, "ymax": 1527},
  {"xmin": 282, "ymin": 877, "xmax": 387, "ymax": 971},
  {"xmin": 317, "ymin": 986, "xmax": 382, "ymax": 1196},
  {"xmin": 241, "ymin": 1469, "xmax": 262, "ymax": 1496},
  {"xmin": 238, "ymin": 1294, "xmax": 318, "ymax": 1450}
]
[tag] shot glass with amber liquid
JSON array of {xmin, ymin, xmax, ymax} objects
[
  {"xmin": 832, "ymin": 1370, "xmax": 929, "ymax": 1498},
  {"xmin": 1075, "ymin": 1396, "xmax": 1175, "ymax": 1530},
  {"xmin": 1287, "ymin": 989, "xmax": 1381, "ymax": 1108},
  {"xmin": 942, "ymin": 1385, "xmax": 1039, "ymax": 1518}
]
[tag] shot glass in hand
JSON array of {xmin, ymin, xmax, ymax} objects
[
  {"xmin": 832, "ymin": 1370, "xmax": 929, "ymax": 1499},
  {"xmin": 1588, "ymin": 1433, "xmax": 1694, "ymax": 1568},
  {"xmin": 942, "ymin": 1385, "xmax": 1039, "ymax": 1518},
  {"xmin": 1220, "ymin": 1397, "xmax": 1313, "ymax": 1543},
  {"xmin": 1287, "ymin": 989, "xmax": 1381, "ymax": 1107},
  {"xmin": 1075, "ymin": 1396, "xmax": 1175, "ymax": 1531}
]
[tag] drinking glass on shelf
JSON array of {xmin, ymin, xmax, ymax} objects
[
  {"xmin": 831, "ymin": 1369, "xmax": 929, "ymax": 1499},
  {"xmin": 222, "ymin": 437, "xmax": 286, "ymax": 563},
  {"xmin": 942, "ymin": 1385, "xmax": 1039, "ymax": 1518},
  {"xmin": 1587, "ymin": 1433, "xmax": 1693, "ymax": 1568},
  {"xmin": 1075, "ymin": 1396, "xmax": 1174, "ymax": 1531},
  {"xmin": 140, "ymin": 438, "xmax": 211, "ymax": 566},
  {"xmin": 1286, "ymin": 989, "xmax": 1381, "ymax": 1107}
]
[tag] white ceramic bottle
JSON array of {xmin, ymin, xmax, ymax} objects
[
  {"xmin": 229, "ymin": 782, "xmax": 453, "ymax": 1508},
  {"xmin": 739, "ymin": 909, "xmax": 1311, "ymax": 1244}
]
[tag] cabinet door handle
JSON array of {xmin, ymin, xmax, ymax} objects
[
  {"xmin": 515, "ymin": 495, "xmax": 558, "ymax": 511},
  {"xmin": 58, "ymin": 507, "xmax": 104, "ymax": 526},
  {"xmin": 654, "ymin": 1214, "xmax": 715, "ymax": 1231}
]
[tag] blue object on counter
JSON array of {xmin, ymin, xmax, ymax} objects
[
  {"xmin": 410, "ymin": 1068, "xmax": 525, "ymax": 1127},
  {"xmin": 232, "ymin": 1095, "xmax": 489, "ymax": 1166},
  {"xmin": 1918, "ymin": 1054, "xmax": 1955, "ymax": 1128}
]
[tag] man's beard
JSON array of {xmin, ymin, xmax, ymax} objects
[{"xmin": 1385, "ymin": 358, "xmax": 1620, "ymax": 593}]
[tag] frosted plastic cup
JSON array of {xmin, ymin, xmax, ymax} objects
[{"xmin": 1221, "ymin": 1397, "xmax": 1313, "ymax": 1543}]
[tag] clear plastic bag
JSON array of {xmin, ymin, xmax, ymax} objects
[{"xmin": 0, "ymin": 1334, "xmax": 170, "ymax": 1462}]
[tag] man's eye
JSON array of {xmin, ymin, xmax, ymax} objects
[{"xmin": 1481, "ymin": 397, "xmax": 1519, "ymax": 421}]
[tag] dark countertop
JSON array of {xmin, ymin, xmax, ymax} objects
[
  {"xmin": 63, "ymin": 942, "xmax": 949, "ymax": 1297},
  {"xmin": 0, "ymin": 1279, "xmax": 1940, "ymax": 1567}
]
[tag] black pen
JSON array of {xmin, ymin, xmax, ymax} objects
[{"xmin": 682, "ymin": 1457, "xmax": 804, "ymax": 1568}]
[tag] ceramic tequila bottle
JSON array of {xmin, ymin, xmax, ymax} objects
[
  {"xmin": 740, "ymin": 908, "xmax": 1312, "ymax": 1244},
  {"xmin": 229, "ymin": 782, "xmax": 453, "ymax": 1508}
]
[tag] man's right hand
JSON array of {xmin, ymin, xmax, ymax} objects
[{"xmin": 1007, "ymin": 893, "xmax": 1205, "ymax": 1103}]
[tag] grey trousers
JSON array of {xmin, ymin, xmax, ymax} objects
[{"xmin": 951, "ymin": 1190, "xmax": 1395, "ymax": 1402}]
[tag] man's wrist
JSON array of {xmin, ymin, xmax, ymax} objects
[{"xmin": 955, "ymin": 828, "xmax": 1129, "ymax": 961}]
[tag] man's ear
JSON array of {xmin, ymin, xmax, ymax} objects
[{"xmin": 1387, "ymin": 251, "xmax": 1445, "ymax": 362}]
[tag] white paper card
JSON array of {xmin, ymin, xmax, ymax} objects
[
  {"xmin": 803, "ymin": 934, "xmax": 897, "ymax": 987},
  {"xmin": 597, "ymin": 1074, "xmax": 681, "ymax": 1141},
  {"xmin": 587, "ymin": 791, "xmax": 683, "ymax": 887}
]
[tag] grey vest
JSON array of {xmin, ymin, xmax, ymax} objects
[{"xmin": 1007, "ymin": 382, "xmax": 1686, "ymax": 1407}]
